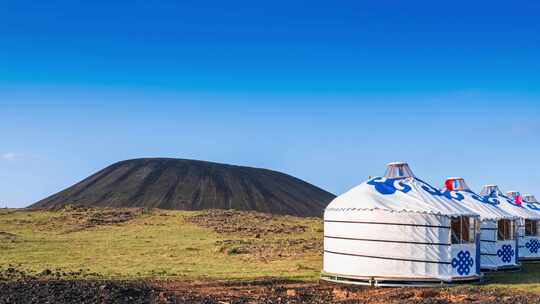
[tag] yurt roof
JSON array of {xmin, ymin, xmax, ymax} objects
[
  {"xmin": 442, "ymin": 177, "xmax": 516, "ymax": 221},
  {"xmin": 524, "ymin": 194, "xmax": 539, "ymax": 203},
  {"xmin": 523, "ymin": 194, "xmax": 540, "ymax": 213},
  {"xmin": 480, "ymin": 185, "xmax": 540, "ymax": 220},
  {"xmin": 326, "ymin": 163, "xmax": 479, "ymax": 218}
]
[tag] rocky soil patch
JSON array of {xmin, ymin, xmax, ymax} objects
[
  {"xmin": 59, "ymin": 207, "xmax": 151, "ymax": 233},
  {"xmin": 2, "ymin": 279, "xmax": 539, "ymax": 304},
  {"xmin": 0, "ymin": 266, "xmax": 102, "ymax": 282},
  {"xmin": 0, "ymin": 232, "xmax": 19, "ymax": 250},
  {"xmin": 214, "ymin": 238, "xmax": 322, "ymax": 261},
  {"xmin": 185, "ymin": 209, "xmax": 309, "ymax": 236},
  {"xmin": 4, "ymin": 207, "xmax": 151, "ymax": 233},
  {"xmin": 0, "ymin": 231, "xmax": 18, "ymax": 242},
  {"xmin": 149, "ymin": 280, "xmax": 540, "ymax": 304},
  {"xmin": 0, "ymin": 280, "xmax": 176, "ymax": 304},
  {"xmin": 187, "ymin": 210, "xmax": 322, "ymax": 261}
]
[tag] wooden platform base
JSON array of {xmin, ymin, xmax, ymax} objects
[{"xmin": 320, "ymin": 272, "xmax": 483, "ymax": 287}]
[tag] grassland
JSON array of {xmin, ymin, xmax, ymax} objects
[
  {"xmin": 1, "ymin": 208, "xmax": 540, "ymax": 294},
  {"xmin": 0, "ymin": 208, "xmax": 322, "ymax": 281}
]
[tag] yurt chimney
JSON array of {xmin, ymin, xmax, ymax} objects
[
  {"xmin": 384, "ymin": 162, "xmax": 414, "ymax": 179},
  {"xmin": 524, "ymin": 194, "xmax": 539, "ymax": 204},
  {"xmin": 507, "ymin": 191, "xmax": 523, "ymax": 206},
  {"xmin": 444, "ymin": 177, "xmax": 470, "ymax": 192},
  {"xmin": 480, "ymin": 184, "xmax": 502, "ymax": 197},
  {"xmin": 522, "ymin": 194, "xmax": 540, "ymax": 212}
]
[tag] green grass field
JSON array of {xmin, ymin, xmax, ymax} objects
[
  {"xmin": 1, "ymin": 208, "xmax": 540, "ymax": 293},
  {"xmin": 481, "ymin": 264, "xmax": 540, "ymax": 293},
  {"xmin": 0, "ymin": 208, "xmax": 322, "ymax": 281}
]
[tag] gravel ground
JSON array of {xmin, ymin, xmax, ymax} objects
[{"xmin": 2, "ymin": 279, "xmax": 540, "ymax": 304}]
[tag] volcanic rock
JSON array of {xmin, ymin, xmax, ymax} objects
[{"xmin": 31, "ymin": 158, "xmax": 334, "ymax": 217}]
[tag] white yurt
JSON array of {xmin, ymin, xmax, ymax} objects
[
  {"xmin": 507, "ymin": 191, "xmax": 540, "ymax": 261},
  {"xmin": 442, "ymin": 178, "xmax": 519, "ymax": 271},
  {"xmin": 322, "ymin": 162, "xmax": 482, "ymax": 286},
  {"xmin": 480, "ymin": 186, "xmax": 540, "ymax": 261},
  {"xmin": 523, "ymin": 194, "xmax": 540, "ymax": 213}
]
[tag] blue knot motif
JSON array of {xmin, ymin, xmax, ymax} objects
[
  {"xmin": 497, "ymin": 245, "xmax": 514, "ymax": 263},
  {"xmin": 526, "ymin": 239, "xmax": 540, "ymax": 254},
  {"xmin": 367, "ymin": 177, "xmax": 412, "ymax": 195},
  {"xmin": 451, "ymin": 250, "xmax": 474, "ymax": 275}
]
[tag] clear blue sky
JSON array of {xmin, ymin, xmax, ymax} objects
[{"xmin": 1, "ymin": 1, "xmax": 539, "ymax": 207}]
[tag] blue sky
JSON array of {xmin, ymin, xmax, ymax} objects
[{"xmin": 1, "ymin": 1, "xmax": 539, "ymax": 207}]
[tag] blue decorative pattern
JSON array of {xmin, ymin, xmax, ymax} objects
[
  {"xmin": 441, "ymin": 190, "xmax": 465, "ymax": 201},
  {"xmin": 497, "ymin": 245, "xmax": 514, "ymax": 263},
  {"xmin": 469, "ymin": 191, "xmax": 500, "ymax": 206},
  {"xmin": 493, "ymin": 194, "xmax": 519, "ymax": 206},
  {"xmin": 526, "ymin": 239, "xmax": 540, "ymax": 254},
  {"xmin": 367, "ymin": 177, "xmax": 412, "ymax": 195},
  {"xmin": 481, "ymin": 191, "xmax": 515, "ymax": 206},
  {"xmin": 451, "ymin": 250, "xmax": 474, "ymax": 275},
  {"xmin": 526, "ymin": 204, "xmax": 540, "ymax": 211},
  {"xmin": 507, "ymin": 198, "xmax": 525, "ymax": 207},
  {"xmin": 417, "ymin": 179, "xmax": 464, "ymax": 201}
]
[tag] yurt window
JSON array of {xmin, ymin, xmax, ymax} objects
[
  {"xmin": 525, "ymin": 220, "xmax": 539, "ymax": 237},
  {"xmin": 497, "ymin": 220, "xmax": 515, "ymax": 240},
  {"xmin": 451, "ymin": 216, "xmax": 477, "ymax": 244}
]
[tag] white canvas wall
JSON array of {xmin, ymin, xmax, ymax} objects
[
  {"xmin": 479, "ymin": 220, "xmax": 518, "ymax": 269},
  {"xmin": 324, "ymin": 209, "xmax": 479, "ymax": 281}
]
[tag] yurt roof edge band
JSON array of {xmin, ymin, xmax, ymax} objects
[
  {"xmin": 324, "ymin": 218, "xmax": 451, "ymax": 230},
  {"xmin": 325, "ymin": 206, "xmax": 479, "ymax": 219}
]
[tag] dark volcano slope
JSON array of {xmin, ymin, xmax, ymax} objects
[{"xmin": 31, "ymin": 158, "xmax": 335, "ymax": 217}]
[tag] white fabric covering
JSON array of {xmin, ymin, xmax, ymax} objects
[
  {"xmin": 480, "ymin": 185, "xmax": 540, "ymax": 260},
  {"xmin": 481, "ymin": 186, "xmax": 540, "ymax": 220},
  {"xmin": 324, "ymin": 175, "xmax": 481, "ymax": 282},
  {"xmin": 330, "ymin": 177, "xmax": 478, "ymax": 217},
  {"xmin": 523, "ymin": 195, "xmax": 540, "ymax": 213},
  {"xmin": 444, "ymin": 191, "xmax": 515, "ymax": 221},
  {"xmin": 524, "ymin": 195, "xmax": 539, "ymax": 204},
  {"xmin": 444, "ymin": 180, "xmax": 518, "ymax": 270}
]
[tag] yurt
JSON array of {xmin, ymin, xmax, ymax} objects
[
  {"xmin": 322, "ymin": 162, "xmax": 482, "ymax": 286},
  {"xmin": 523, "ymin": 194, "xmax": 540, "ymax": 213},
  {"xmin": 480, "ymin": 186, "xmax": 540, "ymax": 261},
  {"xmin": 507, "ymin": 191, "xmax": 540, "ymax": 261},
  {"xmin": 443, "ymin": 178, "xmax": 519, "ymax": 271}
]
